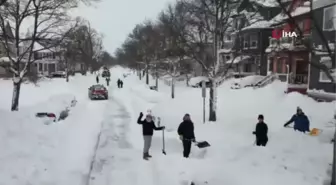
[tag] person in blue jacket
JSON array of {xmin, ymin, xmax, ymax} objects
[{"xmin": 283, "ymin": 107, "xmax": 310, "ymax": 133}]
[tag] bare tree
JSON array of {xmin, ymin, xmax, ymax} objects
[
  {"xmin": 0, "ymin": 0, "xmax": 97, "ymax": 111},
  {"xmin": 69, "ymin": 19, "xmax": 103, "ymax": 73}
]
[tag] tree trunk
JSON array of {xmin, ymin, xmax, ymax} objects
[
  {"xmin": 186, "ymin": 74, "xmax": 190, "ymax": 86},
  {"xmin": 11, "ymin": 80, "xmax": 22, "ymax": 111},
  {"xmin": 209, "ymin": 79, "xmax": 217, "ymax": 121},
  {"xmin": 139, "ymin": 70, "xmax": 142, "ymax": 80},
  {"xmin": 171, "ymin": 77, "xmax": 175, "ymax": 99},
  {"xmin": 65, "ymin": 61, "xmax": 69, "ymax": 82},
  {"xmin": 146, "ymin": 67, "xmax": 149, "ymax": 85},
  {"xmin": 155, "ymin": 72, "xmax": 159, "ymax": 91}
]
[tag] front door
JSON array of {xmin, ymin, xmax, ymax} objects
[{"xmin": 295, "ymin": 60, "xmax": 308, "ymax": 84}]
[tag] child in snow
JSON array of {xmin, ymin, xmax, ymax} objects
[
  {"xmin": 137, "ymin": 112, "xmax": 165, "ymax": 160},
  {"xmin": 284, "ymin": 107, "xmax": 310, "ymax": 133},
  {"xmin": 253, "ymin": 114, "xmax": 268, "ymax": 146}
]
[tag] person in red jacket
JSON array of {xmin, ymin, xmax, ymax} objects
[{"xmin": 137, "ymin": 112, "xmax": 165, "ymax": 160}]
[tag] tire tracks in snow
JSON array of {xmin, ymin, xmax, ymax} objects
[{"xmin": 85, "ymin": 86, "xmax": 166, "ymax": 185}]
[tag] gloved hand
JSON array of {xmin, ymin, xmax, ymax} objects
[
  {"xmin": 252, "ymin": 131, "xmax": 256, "ymax": 134},
  {"xmin": 139, "ymin": 112, "xmax": 143, "ymax": 117},
  {"xmin": 283, "ymin": 124, "xmax": 287, "ymax": 127},
  {"xmin": 179, "ymin": 135, "xmax": 183, "ymax": 140},
  {"xmin": 161, "ymin": 126, "xmax": 165, "ymax": 130}
]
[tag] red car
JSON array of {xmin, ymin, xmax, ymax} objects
[{"xmin": 88, "ymin": 84, "xmax": 108, "ymax": 100}]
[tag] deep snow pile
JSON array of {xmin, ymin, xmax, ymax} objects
[
  {"xmin": 0, "ymin": 74, "xmax": 108, "ymax": 185},
  {"xmin": 125, "ymin": 70, "xmax": 335, "ymax": 185}
]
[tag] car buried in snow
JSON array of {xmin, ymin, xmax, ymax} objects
[{"xmin": 88, "ymin": 84, "xmax": 108, "ymax": 100}]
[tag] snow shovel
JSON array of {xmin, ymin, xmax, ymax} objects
[
  {"xmin": 184, "ymin": 138, "xmax": 210, "ymax": 148},
  {"xmin": 162, "ymin": 128, "xmax": 166, "ymax": 155},
  {"xmin": 157, "ymin": 117, "xmax": 166, "ymax": 155},
  {"xmin": 194, "ymin": 141, "xmax": 210, "ymax": 148},
  {"xmin": 309, "ymin": 128, "xmax": 322, "ymax": 136}
]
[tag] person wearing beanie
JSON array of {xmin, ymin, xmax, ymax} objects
[
  {"xmin": 253, "ymin": 114, "xmax": 268, "ymax": 146},
  {"xmin": 284, "ymin": 107, "xmax": 310, "ymax": 133},
  {"xmin": 137, "ymin": 112, "xmax": 165, "ymax": 160},
  {"xmin": 177, "ymin": 113, "xmax": 196, "ymax": 158}
]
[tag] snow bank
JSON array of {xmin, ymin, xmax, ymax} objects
[
  {"xmin": 231, "ymin": 75, "xmax": 265, "ymax": 88},
  {"xmin": 147, "ymin": 74, "xmax": 335, "ymax": 185},
  {"xmin": 0, "ymin": 73, "xmax": 109, "ymax": 185}
]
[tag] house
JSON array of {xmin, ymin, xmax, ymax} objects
[
  {"xmin": 33, "ymin": 42, "xmax": 63, "ymax": 76},
  {"xmin": 265, "ymin": 0, "xmax": 311, "ymax": 94},
  {"xmin": 219, "ymin": 0, "xmax": 283, "ymax": 77},
  {"xmin": 307, "ymin": 1, "xmax": 336, "ymax": 101}
]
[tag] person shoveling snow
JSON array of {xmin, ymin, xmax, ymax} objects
[
  {"xmin": 284, "ymin": 107, "xmax": 310, "ymax": 133},
  {"xmin": 178, "ymin": 114, "xmax": 196, "ymax": 158}
]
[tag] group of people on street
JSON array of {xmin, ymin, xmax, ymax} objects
[
  {"xmin": 96, "ymin": 75, "xmax": 110, "ymax": 86},
  {"xmin": 137, "ymin": 112, "xmax": 196, "ymax": 160},
  {"xmin": 137, "ymin": 106, "xmax": 310, "ymax": 160},
  {"xmin": 253, "ymin": 106, "xmax": 309, "ymax": 147},
  {"xmin": 117, "ymin": 79, "xmax": 124, "ymax": 88}
]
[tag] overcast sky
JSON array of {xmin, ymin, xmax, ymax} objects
[{"xmin": 72, "ymin": 0, "xmax": 175, "ymax": 56}]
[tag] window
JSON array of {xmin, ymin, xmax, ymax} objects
[
  {"xmin": 276, "ymin": 60, "xmax": 283, "ymax": 73},
  {"xmin": 38, "ymin": 63, "xmax": 42, "ymax": 71},
  {"xmin": 250, "ymin": 34, "xmax": 258, "ymax": 49},
  {"xmin": 243, "ymin": 35, "xmax": 249, "ymax": 49},
  {"xmin": 323, "ymin": 5, "xmax": 336, "ymax": 31},
  {"xmin": 297, "ymin": 20, "xmax": 304, "ymax": 31},
  {"xmin": 244, "ymin": 63, "xmax": 252, "ymax": 72},
  {"xmin": 319, "ymin": 56, "xmax": 335, "ymax": 82},
  {"xmin": 43, "ymin": 63, "xmax": 48, "ymax": 71},
  {"xmin": 225, "ymin": 35, "xmax": 231, "ymax": 41}
]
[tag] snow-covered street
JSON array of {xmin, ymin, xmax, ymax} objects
[{"xmin": 0, "ymin": 67, "xmax": 335, "ymax": 185}]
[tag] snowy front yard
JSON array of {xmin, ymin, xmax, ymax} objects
[{"xmin": 0, "ymin": 66, "xmax": 335, "ymax": 185}]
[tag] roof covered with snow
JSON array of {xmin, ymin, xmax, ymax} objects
[
  {"xmin": 250, "ymin": 0, "xmax": 279, "ymax": 7},
  {"xmin": 313, "ymin": 0, "xmax": 336, "ymax": 10},
  {"xmin": 242, "ymin": 20, "xmax": 273, "ymax": 30},
  {"xmin": 269, "ymin": 5, "xmax": 310, "ymax": 25},
  {"xmin": 226, "ymin": 55, "xmax": 251, "ymax": 64}
]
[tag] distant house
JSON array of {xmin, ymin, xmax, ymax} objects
[
  {"xmin": 219, "ymin": 1, "xmax": 283, "ymax": 77},
  {"xmin": 265, "ymin": 0, "xmax": 311, "ymax": 94},
  {"xmin": 307, "ymin": 1, "xmax": 336, "ymax": 101}
]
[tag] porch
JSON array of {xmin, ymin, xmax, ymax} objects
[
  {"xmin": 225, "ymin": 55, "xmax": 259, "ymax": 76},
  {"xmin": 34, "ymin": 59, "xmax": 61, "ymax": 77},
  {"xmin": 267, "ymin": 52, "xmax": 309, "ymax": 94}
]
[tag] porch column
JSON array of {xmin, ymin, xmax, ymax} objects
[{"xmin": 267, "ymin": 56, "xmax": 270, "ymax": 74}]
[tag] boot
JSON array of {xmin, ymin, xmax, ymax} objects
[
  {"xmin": 146, "ymin": 152, "xmax": 152, "ymax": 158},
  {"xmin": 143, "ymin": 153, "xmax": 148, "ymax": 160}
]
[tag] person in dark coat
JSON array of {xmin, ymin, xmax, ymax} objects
[
  {"xmin": 253, "ymin": 114, "xmax": 268, "ymax": 146},
  {"xmin": 117, "ymin": 79, "xmax": 121, "ymax": 88},
  {"xmin": 284, "ymin": 107, "xmax": 310, "ymax": 133},
  {"xmin": 120, "ymin": 80, "xmax": 123, "ymax": 88},
  {"xmin": 137, "ymin": 112, "xmax": 165, "ymax": 160},
  {"xmin": 106, "ymin": 77, "xmax": 110, "ymax": 86},
  {"xmin": 177, "ymin": 114, "xmax": 196, "ymax": 158},
  {"xmin": 96, "ymin": 75, "xmax": 99, "ymax": 84}
]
